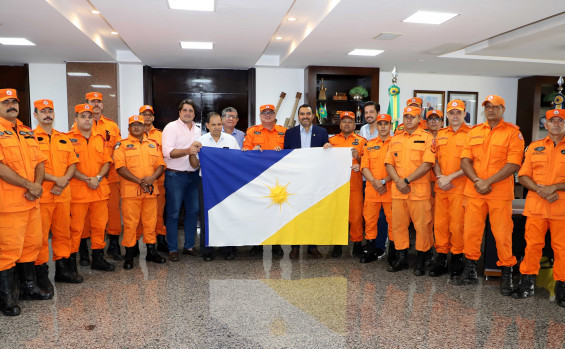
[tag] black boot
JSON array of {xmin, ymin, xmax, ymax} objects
[
  {"xmin": 429, "ymin": 253, "xmax": 448, "ymax": 277},
  {"xmin": 387, "ymin": 241, "xmax": 397, "ymax": 267},
  {"xmin": 500, "ymin": 266, "xmax": 515, "ymax": 296},
  {"xmin": 91, "ymin": 249, "xmax": 116, "ymax": 271},
  {"xmin": 67, "ymin": 253, "xmax": 81, "ymax": 278},
  {"xmin": 249, "ymin": 246, "xmax": 263, "ymax": 256},
  {"xmin": 123, "ymin": 247, "xmax": 135, "ymax": 270},
  {"xmin": 272, "ymin": 245, "xmax": 284, "ymax": 256},
  {"xmin": 450, "ymin": 253, "xmax": 464, "ymax": 280},
  {"xmin": 360, "ymin": 240, "xmax": 377, "ymax": 263},
  {"xmin": 414, "ymin": 250, "xmax": 429, "ymax": 276},
  {"xmin": 146, "ymin": 244, "xmax": 166, "ymax": 264},
  {"xmin": 452, "ymin": 257, "xmax": 478, "ymax": 285},
  {"xmin": 17, "ymin": 262, "xmax": 53, "ymax": 300},
  {"xmin": 106, "ymin": 235, "xmax": 124, "ymax": 261},
  {"xmin": 555, "ymin": 281, "xmax": 565, "ymax": 308},
  {"xmin": 352, "ymin": 242, "xmax": 363, "ymax": 258},
  {"xmin": 156, "ymin": 235, "xmax": 169, "ymax": 253},
  {"xmin": 0, "ymin": 267, "xmax": 20, "ymax": 316},
  {"xmin": 387, "ymin": 249, "xmax": 408, "ymax": 272},
  {"xmin": 55, "ymin": 258, "xmax": 83, "ymax": 284},
  {"xmin": 331, "ymin": 245, "xmax": 343, "ymax": 258},
  {"xmin": 79, "ymin": 238, "xmax": 90, "ymax": 266},
  {"xmin": 34, "ymin": 263, "xmax": 54, "ymax": 294},
  {"xmin": 133, "ymin": 241, "xmax": 140, "ymax": 258},
  {"xmin": 512, "ymin": 274, "xmax": 535, "ymax": 299}
]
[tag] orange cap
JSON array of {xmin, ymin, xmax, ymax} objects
[
  {"xmin": 128, "ymin": 115, "xmax": 145, "ymax": 125},
  {"xmin": 426, "ymin": 109, "xmax": 443, "ymax": 119},
  {"xmin": 0, "ymin": 88, "xmax": 19, "ymax": 102},
  {"xmin": 546, "ymin": 109, "xmax": 565, "ymax": 120},
  {"xmin": 407, "ymin": 97, "xmax": 422, "ymax": 107},
  {"xmin": 139, "ymin": 105, "xmax": 154, "ymax": 114},
  {"xmin": 85, "ymin": 92, "xmax": 103, "ymax": 101},
  {"xmin": 339, "ymin": 111, "xmax": 355, "ymax": 119},
  {"xmin": 259, "ymin": 104, "xmax": 275, "ymax": 112},
  {"xmin": 75, "ymin": 104, "xmax": 92, "ymax": 114},
  {"xmin": 482, "ymin": 95, "xmax": 505, "ymax": 107},
  {"xmin": 446, "ymin": 99, "xmax": 465, "ymax": 112},
  {"xmin": 376, "ymin": 114, "xmax": 392, "ymax": 122},
  {"xmin": 34, "ymin": 99, "xmax": 54, "ymax": 110},
  {"xmin": 403, "ymin": 107, "xmax": 421, "ymax": 117}
]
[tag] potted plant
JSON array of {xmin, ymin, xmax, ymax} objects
[{"xmin": 349, "ymin": 86, "xmax": 368, "ymax": 101}]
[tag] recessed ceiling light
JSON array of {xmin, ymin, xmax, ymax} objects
[
  {"xmin": 287, "ymin": 17, "xmax": 297, "ymax": 21},
  {"xmin": 168, "ymin": 0, "xmax": 214, "ymax": 11},
  {"xmin": 347, "ymin": 49, "xmax": 384, "ymax": 56},
  {"xmin": 402, "ymin": 11, "xmax": 458, "ymax": 25},
  {"xmin": 275, "ymin": 36, "xmax": 283, "ymax": 40},
  {"xmin": 90, "ymin": 84, "xmax": 112, "ymax": 89},
  {"xmin": 373, "ymin": 32, "xmax": 402, "ymax": 41},
  {"xmin": 111, "ymin": 31, "xmax": 119, "ymax": 35},
  {"xmin": 90, "ymin": 10, "xmax": 100, "ymax": 14},
  {"xmin": 179, "ymin": 41, "xmax": 213, "ymax": 49},
  {"xmin": 67, "ymin": 72, "xmax": 91, "ymax": 77},
  {"xmin": 0, "ymin": 37, "xmax": 35, "ymax": 46},
  {"xmin": 109, "ymin": 94, "xmax": 116, "ymax": 97}
]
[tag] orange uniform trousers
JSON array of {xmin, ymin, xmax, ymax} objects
[
  {"xmin": 136, "ymin": 181, "xmax": 166, "ymax": 240},
  {"xmin": 122, "ymin": 197, "xmax": 158, "ymax": 247},
  {"xmin": 520, "ymin": 217, "xmax": 565, "ymax": 282},
  {"xmin": 36, "ymin": 201, "xmax": 72, "ymax": 264},
  {"xmin": 0, "ymin": 207, "xmax": 42, "ymax": 271},
  {"xmin": 463, "ymin": 197, "xmax": 516, "ymax": 266},
  {"xmin": 70, "ymin": 200, "xmax": 108, "ymax": 252},
  {"xmin": 349, "ymin": 189, "xmax": 364, "ymax": 242},
  {"xmin": 434, "ymin": 191, "xmax": 465, "ymax": 255},
  {"xmin": 364, "ymin": 201, "xmax": 392, "ymax": 241},
  {"xmin": 392, "ymin": 199, "xmax": 433, "ymax": 252}
]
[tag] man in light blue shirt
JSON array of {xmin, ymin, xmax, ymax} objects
[
  {"xmin": 221, "ymin": 107, "xmax": 245, "ymax": 148},
  {"xmin": 359, "ymin": 101, "xmax": 380, "ymax": 141}
]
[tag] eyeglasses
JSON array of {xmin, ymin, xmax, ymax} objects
[
  {"xmin": 260, "ymin": 111, "xmax": 275, "ymax": 116},
  {"xmin": 223, "ymin": 115, "xmax": 238, "ymax": 119},
  {"xmin": 427, "ymin": 117, "xmax": 441, "ymax": 122}
]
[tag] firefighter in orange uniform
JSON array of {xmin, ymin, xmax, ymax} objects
[
  {"xmin": 67, "ymin": 104, "xmax": 115, "ymax": 272},
  {"xmin": 513, "ymin": 108, "xmax": 565, "ymax": 307},
  {"xmin": 33, "ymin": 99, "xmax": 83, "ymax": 288},
  {"xmin": 326, "ymin": 111, "xmax": 366, "ymax": 258},
  {"xmin": 455, "ymin": 95, "xmax": 524, "ymax": 296},
  {"xmin": 114, "ymin": 115, "xmax": 166, "ymax": 269},
  {"xmin": 385, "ymin": 107, "xmax": 436, "ymax": 275},
  {"xmin": 0, "ymin": 89, "xmax": 51, "ymax": 316},
  {"xmin": 360, "ymin": 113, "xmax": 393, "ymax": 264},
  {"xmin": 429, "ymin": 100, "xmax": 470, "ymax": 278},
  {"xmin": 395, "ymin": 97, "xmax": 424, "ymax": 135}
]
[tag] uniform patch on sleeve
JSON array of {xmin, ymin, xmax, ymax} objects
[
  {"xmin": 518, "ymin": 133, "xmax": 524, "ymax": 140},
  {"xmin": 114, "ymin": 142, "xmax": 121, "ymax": 149}
]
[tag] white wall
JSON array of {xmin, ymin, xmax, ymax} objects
[
  {"xmin": 28, "ymin": 63, "xmax": 69, "ymax": 131},
  {"xmin": 117, "ymin": 63, "xmax": 144, "ymax": 133},
  {"xmin": 255, "ymin": 67, "xmax": 305, "ymax": 126}
]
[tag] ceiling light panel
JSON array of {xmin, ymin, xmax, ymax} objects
[
  {"xmin": 67, "ymin": 72, "xmax": 91, "ymax": 77},
  {"xmin": 0, "ymin": 37, "xmax": 35, "ymax": 46},
  {"xmin": 348, "ymin": 49, "xmax": 384, "ymax": 56},
  {"xmin": 90, "ymin": 84, "xmax": 112, "ymax": 88},
  {"xmin": 180, "ymin": 41, "xmax": 213, "ymax": 49},
  {"xmin": 403, "ymin": 11, "xmax": 458, "ymax": 25},
  {"xmin": 373, "ymin": 32, "xmax": 402, "ymax": 40},
  {"xmin": 168, "ymin": 0, "xmax": 214, "ymax": 11}
]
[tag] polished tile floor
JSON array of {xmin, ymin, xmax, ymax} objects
[{"xmin": 1, "ymin": 243, "xmax": 564, "ymax": 349}]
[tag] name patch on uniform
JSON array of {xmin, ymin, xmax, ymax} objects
[
  {"xmin": 352, "ymin": 140, "xmax": 359, "ymax": 145},
  {"xmin": 27, "ymin": 132, "xmax": 34, "ymax": 136},
  {"xmin": 127, "ymin": 144, "xmax": 134, "ymax": 148},
  {"xmin": 562, "ymin": 150, "xmax": 565, "ymax": 155},
  {"xmin": 70, "ymin": 138, "xmax": 78, "ymax": 143},
  {"xmin": 0, "ymin": 131, "xmax": 4, "ymax": 136},
  {"xmin": 19, "ymin": 131, "xmax": 27, "ymax": 135},
  {"xmin": 37, "ymin": 137, "xmax": 44, "ymax": 141},
  {"xmin": 148, "ymin": 144, "xmax": 156, "ymax": 148},
  {"xmin": 534, "ymin": 146, "xmax": 545, "ymax": 152},
  {"xmin": 374, "ymin": 146, "xmax": 380, "ymax": 150},
  {"xmin": 278, "ymin": 132, "xmax": 285, "ymax": 135},
  {"xmin": 114, "ymin": 142, "xmax": 121, "ymax": 149},
  {"xmin": 59, "ymin": 139, "xmax": 67, "ymax": 144},
  {"xmin": 414, "ymin": 140, "xmax": 425, "ymax": 143},
  {"xmin": 5, "ymin": 131, "xmax": 12, "ymax": 135},
  {"xmin": 394, "ymin": 153, "xmax": 398, "ymax": 157},
  {"xmin": 254, "ymin": 131, "xmax": 261, "ymax": 135}
]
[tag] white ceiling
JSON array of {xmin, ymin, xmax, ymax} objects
[{"xmin": 0, "ymin": 0, "xmax": 564, "ymax": 77}]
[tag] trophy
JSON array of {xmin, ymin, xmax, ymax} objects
[{"xmin": 318, "ymin": 78, "xmax": 327, "ymax": 100}]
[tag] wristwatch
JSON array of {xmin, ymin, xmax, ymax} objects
[
  {"xmin": 380, "ymin": 179, "xmax": 386, "ymax": 185},
  {"xmin": 96, "ymin": 175, "xmax": 103, "ymax": 182},
  {"xmin": 404, "ymin": 178, "xmax": 410, "ymax": 184}
]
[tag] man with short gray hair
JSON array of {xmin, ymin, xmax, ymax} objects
[{"xmin": 221, "ymin": 107, "xmax": 245, "ymax": 148}]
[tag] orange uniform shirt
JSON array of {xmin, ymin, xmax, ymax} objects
[
  {"xmin": 361, "ymin": 136, "xmax": 392, "ymax": 202},
  {"xmin": 385, "ymin": 128, "xmax": 436, "ymax": 200},
  {"xmin": 92, "ymin": 115, "xmax": 121, "ymax": 183},
  {"xmin": 518, "ymin": 135, "xmax": 565, "ymax": 219},
  {"xmin": 146, "ymin": 126, "xmax": 165, "ymax": 185},
  {"xmin": 329, "ymin": 133, "xmax": 366, "ymax": 191},
  {"xmin": 113, "ymin": 135, "xmax": 166, "ymax": 199},
  {"xmin": 461, "ymin": 120, "xmax": 524, "ymax": 200},
  {"xmin": 66, "ymin": 128, "xmax": 112, "ymax": 203},
  {"xmin": 0, "ymin": 118, "xmax": 47, "ymax": 213},
  {"xmin": 242, "ymin": 124, "xmax": 286, "ymax": 150},
  {"xmin": 435, "ymin": 124, "xmax": 470, "ymax": 194},
  {"xmin": 34, "ymin": 125, "xmax": 78, "ymax": 203}
]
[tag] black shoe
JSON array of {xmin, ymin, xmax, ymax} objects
[
  {"xmin": 79, "ymin": 238, "xmax": 90, "ymax": 266},
  {"xmin": 555, "ymin": 281, "xmax": 565, "ymax": 308},
  {"xmin": 272, "ymin": 245, "xmax": 284, "ymax": 256},
  {"xmin": 425, "ymin": 248, "xmax": 434, "ymax": 267},
  {"xmin": 387, "ymin": 249, "xmax": 408, "ymax": 272},
  {"xmin": 500, "ymin": 266, "xmax": 515, "ymax": 296},
  {"xmin": 156, "ymin": 235, "xmax": 169, "ymax": 253},
  {"xmin": 249, "ymin": 246, "xmax": 263, "ymax": 256},
  {"xmin": 146, "ymin": 244, "xmax": 166, "ymax": 264},
  {"xmin": 123, "ymin": 247, "xmax": 135, "ymax": 270},
  {"xmin": 0, "ymin": 267, "xmax": 21, "ymax": 316},
  {"xmin": 67, "ymin": 253, "xmax": 81, "ymax": 278},
  {"xmin": 352, "ymin": 242, "xmax": 363, "ymax": 258},
  {"xmin": 375, "ymin": 247, "xmax": 386, "ymax": 260},
  {"xmin": 133, "ymin": 241, "xmax": 140, "ymax": 258},
  {"xmin": 331, "ymin": 245, "xmax": 343, "ymax": 258},
  {"xmin": 16, "ymin": 262, "xmax": 53, "ymax": 300},
  {"xmin": 55, "ymin": 258, "xmax": 83, "ymax": 283},
  {"xmin": 450, "ymin": 253, "xmax": 464, "ymax": 280},
  {"xmin": 387, "ymin": 241, "xmax": 397, "ymax": 267},
  {"xmin": 91, "ymin": 249, "xmax": 116, "ymax": 271},
  {"xmin": 429, "ymin": 253, "xmax": 448, "ymax": 277},
  {"xmin": 451, "ymin": 257, "xmax": 478, "ymax": 285},
  {"xmin": 512, "ymin": 274, "xmax": 535, "ymax": 299},
  {"xmin": 34, "ymin": 263, "xmax": 54, "ymax": 294},
  {"xmin": 106, "ymin": 235, "xmax": 124, "ymax": 261},
  {"xmin": 202, "ymin": 254, "xmax": 214, "ymax": 262},
  {"xmin": 360, "ymin": 240, "xmax": 377, "ymax": 263},
  {"xmin": 413, "ymin": 250, "xmax": 429, "ymax": 276}
]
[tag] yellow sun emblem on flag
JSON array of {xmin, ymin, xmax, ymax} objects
[{"xmin": 263, "ymin": 178, "xmax": 293, "ymax": 211}]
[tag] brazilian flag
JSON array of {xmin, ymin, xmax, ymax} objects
[{"xmin": 318, "ymin": 103, "xmax": 327, "ymax": 120}]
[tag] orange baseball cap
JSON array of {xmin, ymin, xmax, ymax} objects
[
  {"xmin": 426, "ymin": 109, "xmax": 443, "ymax": 119},
  {"xmin": 0, "ymin": 88, "xmax": 19, "ymax": 102},
  {"xmin": 75, "ymin": 104, "xmax": 92, "ymax": 114},
  {"xmin": 482, "ymin": 95, "xmax": 505, "ymax": 107},
  {"xmin": 339, "ymin": 111, "xmax": 355, "ymax": 119},
  {"xmin": 403, "ymin": 107, "xmax": 421, "ymax": 117},
  {"xmin": 407, "ymin": 97, "xmax": 422, "ymax": 107},
  {"xmin": 85, "ymin": 92, "xmax": 103, "ymax": 101},
  {"xmin": 546, "ymin": 109, "xmax": 565, "ymax": 120},
  {"xmin": 34, "ymin": 99, "xmax": 54, "ymax": 110},
  {"xmin": 376, "ymin": 114, "xmax": 392, "ymax": 122},
  {"xmin": 128, "ymin": 115, "xmax": 145, "ymax": 125},
  {"xmin": 260, "ymin": 104, "xmax": 275, "ymax": 112},
  {"xmin": 447, "ymin": 99, "xmax": 465, "ymax": 112},
  {"xmin": 139, "ymin": 105, "xmax": 154, "ymax": 114}
]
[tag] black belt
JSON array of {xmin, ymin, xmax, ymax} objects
[{"xmin": 165, "ymin": 169, "xmax": 192, "ymax": 173}]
